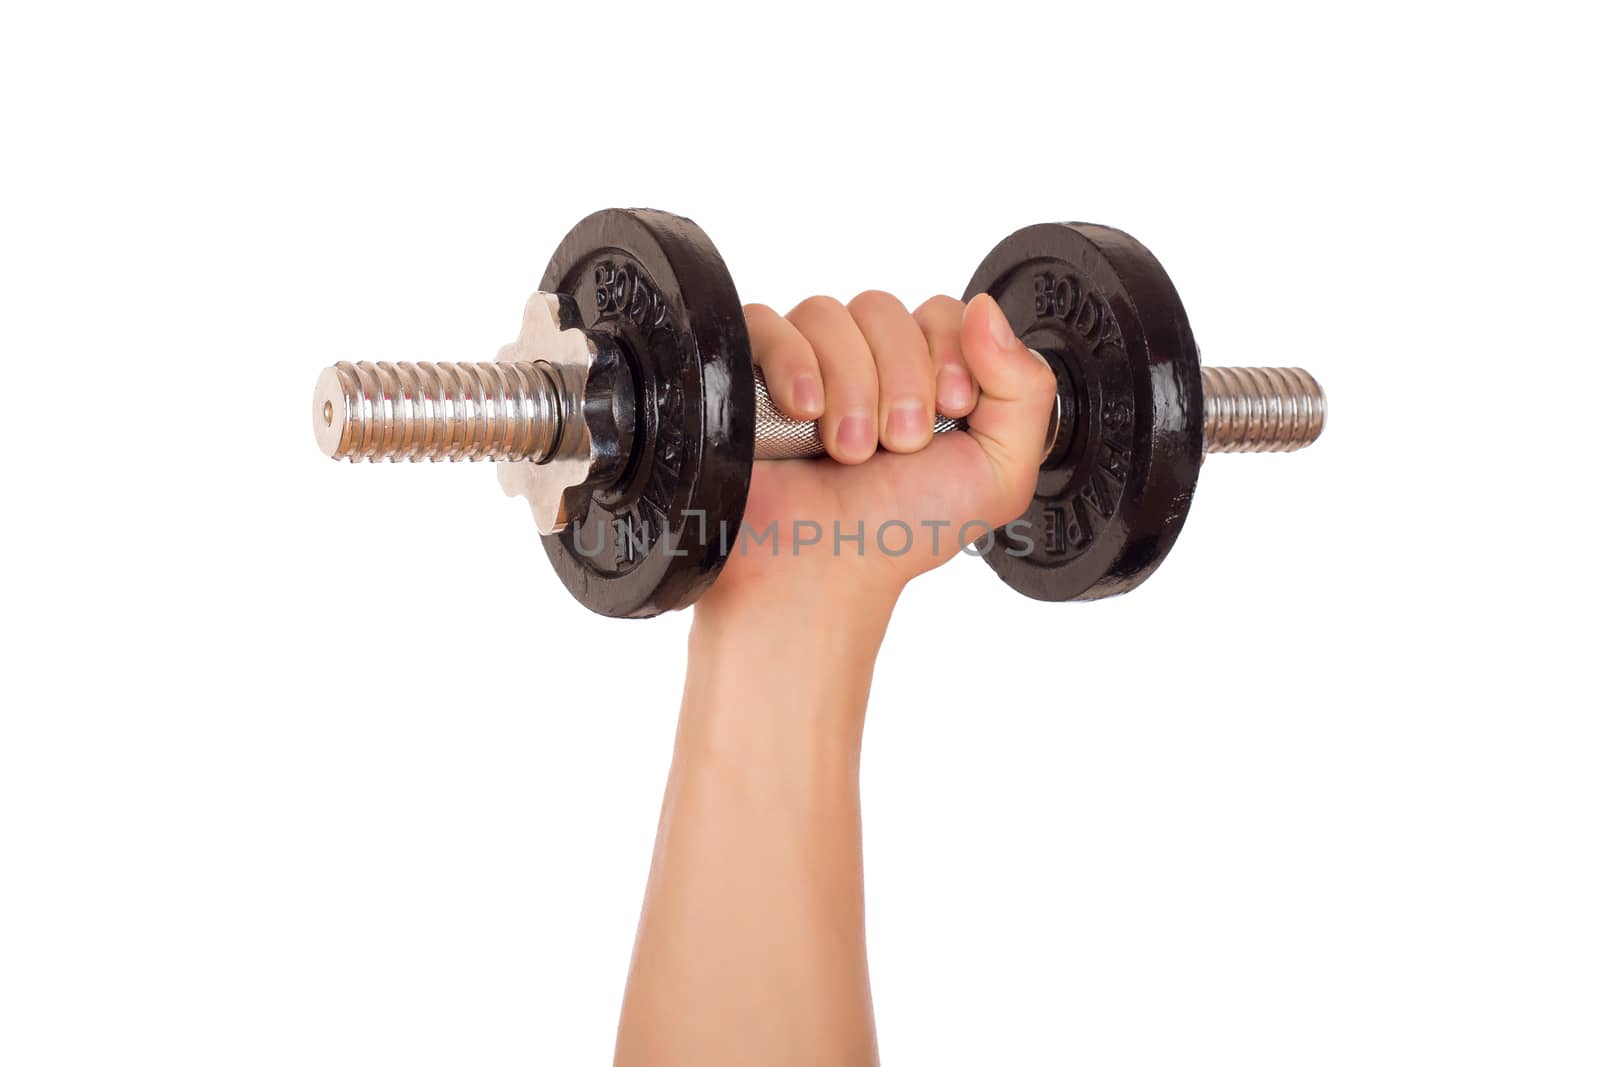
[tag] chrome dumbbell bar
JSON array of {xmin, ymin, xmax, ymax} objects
[{"xmin": 313, "ymin": 358, "xmax": 1323, "ymax": 464}]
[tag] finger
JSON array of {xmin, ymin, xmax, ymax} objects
[
  {"xmin": 913, "ymin": 295, "xmax": 976, "ymax": 417},
  {"xmin": 745, "ymin": 303, "xmax": 823, "ymax": 419},
  {"xmin": 960, "ymin": 294, "xmax": 1059, "ymax": 518},
  {"xmin": 848, "ymin": 290, "xmax": 934, "ymax": 453},
  {"xmin": 787, "ymin": 296, "xmax": 878, "ymax": 463}
]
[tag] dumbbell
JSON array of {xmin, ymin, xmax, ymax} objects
[{"xmin": 310, "ymin": 208, "xmax": 1326, "ymax": 618}]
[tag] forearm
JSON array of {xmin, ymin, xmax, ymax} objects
[{"xmin": 614, "ymin": 589, "xmax": 893, "ymax": 1067}]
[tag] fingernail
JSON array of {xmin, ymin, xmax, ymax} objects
[
  {"xmin": 837, "ymin": 412, "xmax": 875, "ymax": 459},
  {"xmin": 938, "ymin": 366, "xmax": 972, "ymax": 411},
  {"xmin": 986, "ymin": 297, "xmax": 1018, "ymax": 351},
  {"xmin": 887, "ymin": 400, "xmax": 927, "ymax": 446},
  {"xmin": 792, "ymin": 374, "xmax": 823, "ymax": 417}
]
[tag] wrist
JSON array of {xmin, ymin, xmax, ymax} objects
[
  {"xmin": 694, "ymin": 567, "xmax": 899, "ymax": 641},
  {"xmin": 680, "ymin": 578, "xmax": 898, "ymax": 756}
]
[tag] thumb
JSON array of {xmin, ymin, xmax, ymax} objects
[{"xmin": 960, "ymin": 294, "xmax": 1058, "ymax": 520}]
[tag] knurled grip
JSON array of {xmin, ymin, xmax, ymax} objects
[{"xmin": 753, "ymin": 368, "xmax": 965, "ymax": 460}]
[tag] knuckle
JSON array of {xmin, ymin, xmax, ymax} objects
[
  {"xmin": 790, "ymin": 294, "xmax": 847, "ymax": 320},
  {"xmin": 914, "ymin": 294, "xmax": 963, "ymax": 318},
  {"xmin": 847, "ymin": 289, "xmax": 907, "ymax": 318}
]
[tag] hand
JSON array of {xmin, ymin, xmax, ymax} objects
[{"xmin": 701, "ymin": 291, "xmax": 1058, "ymax": 619}]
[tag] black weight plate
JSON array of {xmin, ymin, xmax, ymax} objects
[
  {"xmin": 964, "ymin": 223, "xmax": 1204, "ymax": 601},
  {"xmin": 539, "ymin": 209, "xmax": 754, "ymax": 619}
]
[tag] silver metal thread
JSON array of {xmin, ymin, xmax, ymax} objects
[
  {"xmin": 314, "ymin": 361, "xmax": 1326, "ymax": 462},
  {"xmin": 1201, "ymin": 366, "xmax": 1326, "ymax": 453},
  {"xmin": 313, "ymin": 360, "xmax": 564, "ymax": 462}
]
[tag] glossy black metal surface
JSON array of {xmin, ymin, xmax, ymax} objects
[
  {"xmin": 539, "ymin": 209, "xmax": 754, "ymax": 618},
  {"xmin": 965, "ymin": 223, "xmax": 1204, "ymax": 600}
]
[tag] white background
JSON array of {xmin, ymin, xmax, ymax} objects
[{"xmin": 3, "ymin": 3, "xmax": 1596, "ymax": 1064}]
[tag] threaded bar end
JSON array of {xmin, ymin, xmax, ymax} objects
[
  {"xmin": 1201, "ymin": 366, "xmax": 1326, "ymax": 453},
  {"xmin": 313, "ymin": 361, "xmax": 563, "ymax": 462}
]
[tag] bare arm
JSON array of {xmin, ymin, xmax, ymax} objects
[
  {"xmin": 615, "ymin": 589, "xmax": 891, "ymax": 1066},
  {"xmin": 613, "ymin": 293, "xmax": 1055, "ymax": 1066}
]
